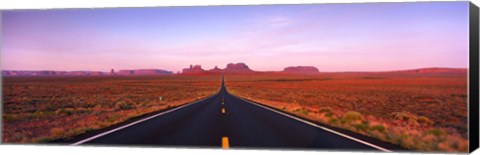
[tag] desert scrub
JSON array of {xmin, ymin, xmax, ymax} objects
[
  {"xmin": 55, "ymin": 108, "xmax": 75, "ymax": 116},
  {"xmin": 318, "ymin": 107, "xmax": 332, "ymax": 113},
  {"xmin": 293, "ymin": 108, "xmax": 310, "ymax": 115},
  {"xmin": 353, "ymin": 123, "xmax": 369, "ymax": 132},
  {"xmin": 370, "ymin": 125, "xmax": 385, "ymax": 132},
  {"xmin": 329, "ymin": 118, "xmax": 339, "ymax": 124},
  {"xmin": 391, "ymin": 111, "xmax": 434, "ymax": 126},
  {"xmin": 115, "ymin": 101, "xmax": 133, "ymax": 110},
  {"xmin": 235, "ymin": 96, "xmax": 468, "ymax": 152},
  {"xmin": 318, "ymin": 107, "xmax": 334, "ymax": 117},
  {"xmin": 342, "ymin": 111, "xmax": 364, "ymax": 122},
  {"xmin": 35, "ymin": 137, "xmax": 54, "ymax": 143},
  {"xmin": 3, "ymin": 76, "xmax": 220, "ymax": 143},
  {"xmin": 417, "ymin": 116, "xmax": 434, "ymax": 126},
  {"xmin": 50, "ymin": 128, "xmax": 66, "ymax": 138},
  {"xmin": 424, "ymin": 128, "xmax": 447, "ymax": 137},
  {"xmin": 3, "ymin": 115, "xmax": 19, "ymax": 122}
]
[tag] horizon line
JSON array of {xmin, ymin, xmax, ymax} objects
[{"xmin": 0, "ymin": 66, "xmax": 469, "ymax": 73}]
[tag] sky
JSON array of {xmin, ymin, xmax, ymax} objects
[{"xmin": 1, "ymin": 2, "xmax": 470, "ymax": 72}]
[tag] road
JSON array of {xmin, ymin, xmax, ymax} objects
[{"xmin": 72, "ymin": 76, "xmax": 401, "ymax": 152}]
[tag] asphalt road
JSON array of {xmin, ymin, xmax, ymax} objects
[{"xmin": 72, "ymin": 76, "xmax": 401, "ymax": 152}]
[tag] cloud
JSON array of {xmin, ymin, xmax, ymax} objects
[{"xmin": 265, "ymin": 16, "xmax": 293, "ymax": 28}]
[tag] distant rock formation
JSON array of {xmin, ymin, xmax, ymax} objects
[
  {"xmin": 209, "ymin": 66, "xmax": 223, "ymax": 73},
  {"xmin": 396, "ymin": 68, "xmax": 467, "ymax": 74},
  {"xmin": 1, "ymin": 70, "xmax": 106, "ymax": 76},
  {"xmin": 224, "ymin": 63, "xmax": 253, "ymax": 73},
  {"xmin": 182, "ymin": 65, "xmax": 205, "ymax": 74},
  {"xmin": 1, "ymin": 71, "xmax": 10, "ymax": 76},
  {"xmin": 134, "ymin": 69, "xmax": 172, "ymax": 75},
  {"xmin": 1, "ymin": 69, "xmax": 172, "ymax": 76},
  {"xmin": 181, "ymin": 63, "xmax": 254, "ymax": 74},
  {"xmin": 89, "ymin": 71, "xmax": 105, "ymax": 76},
  {"xmin": 117, "ymin": 69, "xmax": 172, "ymax": 75},
  {"xmin": 283, "ymin": 66, "xmax": 319, "ymax": 74},
  {"xmin": 55, "ymin": 71, "xmax": 68, "ymax": 75},
  {"xmin": 110, "ymin": 69, "xmax": 116, "ymax": 75},
  {"xmin": 4, "ymin": 70, "xmax": 41, "ymax": 76},
  {"xmin": 2, "ymin": 65, "xmax": 466, "ymax": 77},
  {"xmin": 66, "ymin": 71, "xmax": 90, "ymax": 76},
  {"xmin": 117, "ymin": 70, "xmax": 133, "ymax": 75}
]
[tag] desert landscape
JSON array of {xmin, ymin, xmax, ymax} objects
[
  {"xmin": 2, "ymin": 2, "xmax": 470, "ymax": 152},
  {"xmin": 1, "ymin": 63, "xmax": 469, "ymax": 152},
  {"xmin": 2, "ymin": 75, "xmax": 220, "ymax": 143},
  {"xmin": 226, "ymin": 69, "xmax": 468, "ymax": 152}
]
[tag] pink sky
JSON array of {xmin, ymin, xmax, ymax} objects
[{"xmin": 1, "ymin": 2, "xmax": 470, "ymax": 72}]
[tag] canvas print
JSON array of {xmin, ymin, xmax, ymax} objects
[{"xmin": 0, "ymin": 1, "xmax": 474, "ymax": 153}]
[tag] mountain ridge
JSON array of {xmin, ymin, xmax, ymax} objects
[{"xmin": 1, "ymin": 64, "xmax": 467, "ymax": 76}]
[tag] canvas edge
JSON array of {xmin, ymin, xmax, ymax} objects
[{"xmin": 469, "ymin": 1, "xmax": 479, "ymax": 153}]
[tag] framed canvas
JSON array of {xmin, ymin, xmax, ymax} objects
[{"xmin": 1, "ymin": 1, "xmax": 479, "ymax": 154}]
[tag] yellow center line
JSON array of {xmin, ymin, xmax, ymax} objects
[
  {"xmin": 222, "ymin": 137, "xmax": 229, "ymax": 149},
  {"xmin": 221, "ymin": 108, "xmax": 226, "ymax": 113}
]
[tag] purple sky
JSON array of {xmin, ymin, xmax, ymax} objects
[{"xmin": 1, "ymin": 2, "xmax": 469, "ymax": 72}]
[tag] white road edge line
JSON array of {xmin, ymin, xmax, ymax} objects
[
  {"xmin": 71, "ymin": 94, "xmax": 216, "ymax": 145},
  {"xmin": 236, "ymin": 97, "xmax": 393, "ymax": 152}
]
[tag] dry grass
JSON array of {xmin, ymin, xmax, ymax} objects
[
  {"xmin": 2, "ymin": 75, "xmax": 220, "ymax": 143},
  {"xmin": 226, "ymin": 72, "xmax": 468, "ymax": 152}
]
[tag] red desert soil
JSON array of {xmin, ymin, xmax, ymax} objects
[
  {"xmin": 2, "ymin": 75, "xmax": 220, "ymax": 143},
  {"xmin": 225, "ymin": 71, "xmax": 468, "ymax": 152}
]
